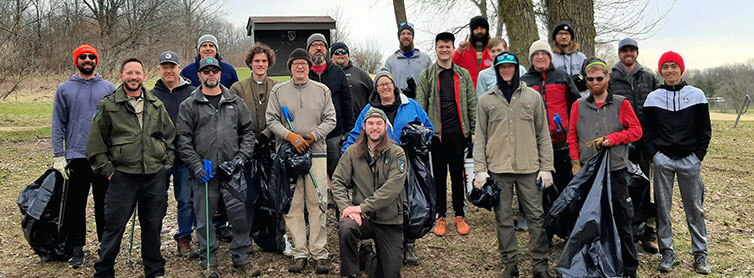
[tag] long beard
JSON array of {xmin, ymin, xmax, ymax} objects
[
  {"xmin": 400, "ymin": 41, "xmax": 414, "ymax": 53},
  {"xmin": 312, "ymin": 54, "xmax": 325, "ymax": 65},
  {"xmin": 472, "ymin": 33, "xmax": 489, "ymax": 47}
]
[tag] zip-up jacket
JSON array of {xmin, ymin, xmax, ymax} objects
[
  {"xmin": 552, "ymin": 51, "xmax": 587, "ymax": 76},
  {"xmin": 521, "ymin": 65, "xmax": 581, "ymax": 144},
  {"xmin": 341, "ymin": 61, "xmax": 374, "ymax": 114},
  {"xmin": 151, "ymin": 76, "xmax": 195, "ymax": 125},
  {"xmin": 229, "ymin": 76, "xmax": 278, "ymax": 137},
  {"xmin": 176, "ymin": 86, "xmax": 255, "ymax": 173},
  {"xmin": 415, "ymin": 63, "xmax": 477, "ymax": 139},
  {"xmin": 608, "ymin": 61, "xmax": 659, "ymax": 125},
  {"xmin": 643, "ymin": 82, "xmax": 711, "ymax": 161},
  {"xmin": 180, "ymin": 53, "xmax": 239, "ymax": 88},
  {"xmin": 383, "ymin": 49, "xmax": 433, "ymax": 91},
  {"xmin": 309, "ymin": 61, "xmax": 354, "ymax": 139},
  {"xmin": 452, "ymin": 45, "xmax": 492, "ymax": 87}
]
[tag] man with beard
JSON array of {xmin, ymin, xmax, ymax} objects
[
  {"xmin": 87, "ymin": 58, "xmax": 175, "ymax": 278},
  {"xmin": 333, "ymin": 108, "xmax": 408, "ymax": 278},
  {"xmin": 331, "ymin": 41, "xmax": 373, "ymax": 114},
  {"xmin": 306, "ymin": 33, "xmax": 354, "ymax": 181},
  {"xmin": 608, "ymin": 38, "xmax": 660, "ymax": 255},
  {"xmin": 384, "ymin": 22, "xmax": 433, "ymax": 98},
  {"xmin": 181, "ymin": 34, "xmax": 239, "ymax": 89},
  {"xmin": 176, "ymin": 57, "xmax": 260, "ymax": 277},
  {"xmin": 453, "ymin": 16, "xmax": 492, "ymax": 87},
  {"xmin": 150, "ymin": 51, "xmax": 197, "ymax": 257},
  {"xmin": 550, "ymin": 21, "xmax": 587, "ymax": 77},
  {"xmin": 52, "ymin": 44, "xmax": 114, "ymax": 268}
]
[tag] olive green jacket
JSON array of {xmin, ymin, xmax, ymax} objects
[
  {"xmin": 86, "ymin": 86, "xmax": 176, "ymax": 176},
  {"xmin": 229, "ymin": 76, "xmax": 278, "ymax": 138},
  {"xmin": 415, "ymin": 62, "xmax": 477, "ymax": 138},
  {"xmin": 331, "ymin": 142, "xmax": 408, "ymax": 225}
]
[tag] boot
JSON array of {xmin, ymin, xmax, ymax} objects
[
  {"xmin": 641, "ymin": 239, "xmax": 659, "ymax": 254},
  {"xmin": 694, "ymin": 254, "xmax": 711, "ymax": 274},
  {"xmin": 233, "ymin": 263, "xmax": 262, "ymax": 276},
  {"xmin": 501, "ymin": 264, "xmax": 519, "ymax": 278},
  {"xmin": 176, "ymin": 236, "xmax": 192, "ymax": 257},
  {"xmin": 204, "ymin": 265, "xmax": 221, "ymax": 278},
  {"xmin": 288, "ymin": 258, "xmax": 307, "ymax": 273},
  {"xmin": 404, "ymin": 242, "xmax": 419, "ymax": 266},
  {"xmin": 658, "ymin": 250, "xmax": 676, "ymax": 273},
  {"xmin": 68, "ymin": 246, "xmax": 85, "ymax": 269},
  {"xmin": 313, "ymin": 258, "xmax": 332, "ymax": 274}
]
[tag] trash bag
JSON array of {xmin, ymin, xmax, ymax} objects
[
  {"xmin": 251, "ymin": 209, "xmax": 286, "ymax": 252},
  {"xmin": 400, "ymin": 121, "xmax": 436, "ymax": 240},
  {"xmin": 285, "ymin": 145, "xmax": 312, "ymax": 177},
  {"xmin": 467, "ymin": 177, "xmax": 500, "ymax": 211},
  {"xmin": 246, "ymin": 138, "xmax": 286, "ymax": 252},
  {"xmin": 547, "ymin": 150, "xmax": 605, "ymax": 239},
  {"xmin": 260, "ymin": 142, "xmax": 299, "ymax": 214},
  {"xmin": 17, "ymin": 168, "xmax": 70, "ymax": 262},
  {"xmin": 626, "ymin": 161, "xmax": 651, "ymax": 239},
  {"xmin": 553, "ymin": 150, "xmax": 623, "ymax": 278},
  {"xmin": 219, "ymin": 160, "xmax": 248, "ymax": 202}
]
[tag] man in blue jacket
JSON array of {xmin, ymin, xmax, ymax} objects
[
  {"xmin": 51, "ymin": 44, "xmax": 115, "ymax": 269},
  {"xmin": 181, "ymin": 34, "xmax": 239, "ymax": 88}
]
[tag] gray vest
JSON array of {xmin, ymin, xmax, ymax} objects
[{"xmin": 576, "ymin": 93, "xmax": 629, "ymax": 171}]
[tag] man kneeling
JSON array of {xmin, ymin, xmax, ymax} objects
[{"xmin": 332, "ymin": 108, "xmax": 408, "ymax": 278}]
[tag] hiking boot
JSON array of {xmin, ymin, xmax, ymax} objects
[
  {"xmin": 641, "ymin": 239, "xmax": 659, "ymax": 254},
  {"xmin": 358, "ymin": 241, "xmax": 374, "ymax": 271},
  {"xmin": 404, "ymin": 243, "xmax": 420, "ymax": 266},
  {"xmin": 514, "ymin": 215, "xmax": 528, "ymax": 231},
  {"xmin": 68, "ymin": 246, "xmax": 85, "ymax": 269},
  {"xmin": 694, "ymin": 254, "xmax": 711, "ymax": 274},
  {"xmin": 658, "ymin": 251, "xmax": 676, "ymax": 272},
  {"xmin": 501, "ymin": 264, "xmax": 519, "ymax": 278},
  {"xmin": 455, "ymin": 216, "xmax": 470, "ymax": 235},
  {"xmin": 204, "ymin": 265, "xmax": 221, "ymax": 278},
  {"xmin": 216, "ymin": 226, "xmax": 233, "ymax": 243},
  {"xmin": 233, "ymin": 263, "xmax": 262, "ymax": 277},
  {"xmin": 313, "ymin": 258, "xmax": 332, "ymax": 274},
  {"xmin": 176, "ymin": 236, "xmax": 192, "ymax": 257},
  {"xmin": 434, "ymin": 217, "xmax": 447, "ymax": 236},
  {"xmin": 288, "ymin": 258, "xmax": 307, "ymax": 273},
  {"xmin": 533, "ymin": 269, "xmax": 551, "ymax": 278}
]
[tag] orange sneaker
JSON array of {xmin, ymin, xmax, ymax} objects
[
  {"xmin": 434, "ymin": 217, "xmax": 447, "ymax": 236},
  {"xmin": 455, "ymin": 216, "xmax": 470, "ymax": 235}
]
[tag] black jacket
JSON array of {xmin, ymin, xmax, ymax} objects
[
  {"xmin": 341, "ymin": 61, "xmax": 373, "ymax": 115},
  {"xmin": 150, "ymin": 76, "xmax": 196, "ymax": 125},
  {"xmin": 609, "ymin": 62, "xmax": 658, "ymax": 125},
  {"xmin": 310, "ymin": 61, "xmax": 354, "ymax": 139}
]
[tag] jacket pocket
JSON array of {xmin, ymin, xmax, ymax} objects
[
  {"xmin": 519, "ymin": 103, "xmax": 534, "ymax": 121},
  {"xmin": 111, "ymin": 135, "xmax": 137, "ymax": 166}
]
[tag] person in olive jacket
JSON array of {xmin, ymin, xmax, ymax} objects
[
  {"xmin": 333, "ymin": 108, "xmax": 408, "ymax": 278},
  {"xmin": 86, "ymin": 58, "xmax": 175, "ymax": 278}
]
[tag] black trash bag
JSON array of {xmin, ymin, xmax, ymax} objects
[
  {"xmin": 284, "ymin": 144, "xmax": 312, "ymax": 177},
  {"xmin": 547, "ymin": 150, "xmax": 605, "ymax": 239},
  {"xmin": 400, "ymin": 121, "xmax": 436, "ymax": 240},
  {"xmin": 467, "ymin": 177, "xmax": 500, "ymax": 211},
  {"xmin": 17, "ymin": 168, "xmax": 70, "ymax": 262},
  {"xmin": 626, "ymin": 161, "xmax": 651, "ymax": 239},
  {"xmin": 251, "ymin": 209, "xmax": 286, "ymax": 252},
  {"xmin": 219, "ymin": 159, "xmax": 248, "ymax": 202},
  {"xmin": 553, "ymin": 150, "xmax": 623, "ymax": 278},
  {"xmin": 246, "ymin": 138, "xmax": 286, "ymax": 252},
  {"xmin": 260, "ymin": 142, "xmax": 299, "ymax": 214}
]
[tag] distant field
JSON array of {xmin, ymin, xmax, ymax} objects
[{"xmin": 235, "ymin": 67, "xmax": 289, "ymax": 82}]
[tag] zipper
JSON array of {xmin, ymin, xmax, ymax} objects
[{"xmin": 435, "ymin": 75, "xmax": 443, "ymax": 141}]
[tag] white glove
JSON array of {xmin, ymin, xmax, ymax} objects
[
  {"xmin": 53, "ymin": 156, "xmax": 68, "ymax": 180},
  {"xmin": 537, "ymin": 171, "xmax": 553, "ymax": 189},
  {"xmin": 474, "ymin": 172, "xmax": 490, "ymax": 189}
]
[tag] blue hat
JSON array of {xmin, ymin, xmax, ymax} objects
[{"xmin": 618, "ymin": 38, "xmax": 638, "ymax": 51}]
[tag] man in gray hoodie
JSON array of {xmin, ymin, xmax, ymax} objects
[
  {"xmin": 51, "ymin": 44, "xmax": 115, "ymax": 269},
  {"xmin": 383, "ymin": 22, "xmax": 432, "ymax": 98}
]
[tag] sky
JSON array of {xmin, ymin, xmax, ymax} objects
[{"xmin": 227, "ymin": 0, "xmax": 754, "ymax": 71}]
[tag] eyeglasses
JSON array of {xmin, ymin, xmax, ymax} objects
[
  {"xmin": 78, "ymin": 54, "xmax": 96, "ymax": 60},
  {"xmin": 332, "ymin": 49, "xmax": 348, "ymax": 56},
  {"xmin": 310, "ymin": 42, "xmax": 326, "ymax": 49},
  {"xmin": 399, "ymin": 22, "xmax": 414, "ymax": 28},
  {"xmin": 200, "ymin": 68, "xmax": 221, "ymax": 74},
  {"xmin": 586, "ymin": 76, "xmax": 605, "ymax": 82},
  {"xmin": 376, "ymin": 83, "xmax": 393, "ymax": 88},
  {"xmin": 292, "ymin": 62, "xmax": 309, "ymax": 68},
  {"xmin": 494, "ymin": 54, "xmax": 517, "ymax": 66}
]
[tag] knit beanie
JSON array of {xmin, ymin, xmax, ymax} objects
[
  {"xmin": 528, "ymin": 40, "xmax": 553, "ymax": 65},
  {"xmin": 469, "ymin": 16, "xmax": 489, "ymax": 33},
  {"xmin": 287, "ymin": 48, "xmax": 313, "ymax": 70},
  {"xmin": 73, "ymin": 44, "xmax": 99, "ymax": 67},
  {"xmin": 397, "ymin": 22, "xmax": 414, "ymax": 37},
  {"xmin": 306, "ymin": 33, "xmax": 328, "ymax": 50},
  {"xmin": 373, "ymin": 70, "xmax": 395, "ymax": 89},
  {"xmin": 658, "ymin": 51, "xmax": 685, "ymax": 75},
  {"xmin": 331, "ymin": 42, "xmax": 349, "ymax": 54},
  {"xmin": 551, "ymin": 21, "xmax": 575, "ymax": 41},
  {"xmin": 197, "ymin": 34, "xmax": 219, "ymax": 51},
  {"xmin": 364, "ymin": 107, "xmax": 388, "ymax": 123}
]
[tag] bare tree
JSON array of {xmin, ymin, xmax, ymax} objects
[
  {"xmin": 499, "ymin": 0, "xmax": 539, "ymax": 68},
  {"xmin": 322, "ymin": 5, "xmax": 350, "ymax": 45},
  {"xmin": 350, "ymin": 38, "xmax": 385, "ymax": 74},
  {"xmin": 594, "ymin": 42, "xmax": 619, "ymax": 68},
  {"xmin": 392, "ymin": 0, "xmax": 407, "ymax": 27},
  {"xmin": 717, "ymin": 64, "xmax": 754, "ymax": 113}
]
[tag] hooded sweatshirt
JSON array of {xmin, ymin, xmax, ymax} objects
[
  {"xmin": 52, "ymin": 73, "xmax": 116, "ymax": 159},
  {"xmin": 180, "ymin": 53, "xmax": 239, "ymax": 88},
  {"xmin": 150, "ymin": 76, "xmax": 195, "ymax": 124}
]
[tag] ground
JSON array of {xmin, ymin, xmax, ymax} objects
[{"xmin": 0, "ymin": 74, "xmax": 753, "ymax": 277}]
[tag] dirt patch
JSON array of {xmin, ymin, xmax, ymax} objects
[{"xmin": 709, "ymin": 112, "xmax": 754, "ymax": 121}]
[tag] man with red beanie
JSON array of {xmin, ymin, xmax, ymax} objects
[
  {"xmin": 644, "ymin": 51, "xmax": 712, "ymax": 274},
  {"xmin": 453, "ymin": 15, "xmax": 492, "ymax": 87},
  {"xmin": 51, "ymin": 44, "xmax": 115, "ymax": 268}
]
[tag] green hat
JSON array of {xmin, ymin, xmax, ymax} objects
[{"xmin": 364, "ymin": 107, "xmax": 388, "ymax": 123}]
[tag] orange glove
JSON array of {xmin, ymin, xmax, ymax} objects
[
  {"xmin": 285, "ymin": 132, "xmax": 309, "ymax": 153},
  {"xmin": 303, "ymin": 132, "xmax": 315, "ymax": 145}
]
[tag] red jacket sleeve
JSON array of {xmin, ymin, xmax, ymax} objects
[
  {"xmin": 605, "ymin": 99, "xmax": 643, "ymax": 146},
  {"xmin": 452, "ymin": 49, "xmax": 463, "ymax": 65},
  {"xmin": 567, "ymin": 102, "xmax": 580, "ymax": 161}
]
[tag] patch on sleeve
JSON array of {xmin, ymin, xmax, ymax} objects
[{"xmin": 398, "ymin": 160, "xmax": 405, "ymax": 173}]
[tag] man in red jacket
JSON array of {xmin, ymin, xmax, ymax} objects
[{"xmin": 453, "ymin": 16, "xmax": 491, "ymax": 87}]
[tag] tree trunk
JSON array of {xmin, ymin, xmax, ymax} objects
[
  {"xmin": 392, "ymin": 0, "xmax": 407, "ymax": 27},
  {"xmin": 498, "ymin": 0, "xmax": 538, "ymax": 68},
  {"xmin": 545, "ymin": 0, "xmax": 595, "ymax": 56}
]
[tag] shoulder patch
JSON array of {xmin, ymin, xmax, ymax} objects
[{"xmin": 398, "ymin": 160, "xmax": 405, "ymax": 173}]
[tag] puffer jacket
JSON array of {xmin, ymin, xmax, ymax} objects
[{"xmin": 609, "ymin": 61, "xmax": 659, "ymax": 124}]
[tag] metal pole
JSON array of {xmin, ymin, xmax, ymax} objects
[{"xmin": 734, "ymin": 95, "xmax": 751, "ymax": 128}]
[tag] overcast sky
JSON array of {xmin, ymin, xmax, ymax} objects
[{"xmin": 228, "ymin": 0, "xmax": 753, "ymax": 70}]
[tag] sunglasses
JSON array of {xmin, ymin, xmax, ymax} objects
[
  {"xmin": 200, "ymin": 68, "xmax": 221, "ymax": 74},
  {"xmin": 332, "ymin": 49, "xmax": 348, "ymax": 55},
  {"xmin": 494, "ymin": 54, "xmax": 517, "ymax": 65},
  {"xmin": 586, "ymin": 76, "xmax": 605, "ymax": 82},
  {"xmin": 78, "ymin": 54, "xmax": 96, "ymax": 60},
  {"xmin": 399, "ymin": 22, "xmax": 414, "ymax": 28}
]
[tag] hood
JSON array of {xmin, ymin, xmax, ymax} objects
[
  {"xmin": 392, "ymin": 48, "xmax": 424, "ymax": 60},
  {"xmin": 659, "ymin": 80, "xmax": 688, "ymax": 92},
  {"xmin": 68, "ymin": 73, "xmax": 105, "ymax": 83},
  {"xmin": 494, "ymin": 52, "xmax": 521, "ymax": 99},
  {"xmin": 154, "ymin": 76, "xmax": 192, "ymax": 92},
  {"xmin": 368, "ymin": 86, "xmax": 404, "ymax": 108},
  {"xmin": 611, "ymin": 61, "xmax": 645, "ymax": 78}
]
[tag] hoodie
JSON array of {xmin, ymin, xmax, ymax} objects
[
  {"xmin": 180, "ymin": 53, "xmax": 239, "ymax": 88},
  {"xmin": 52, "ymin": 73, "xmax": 116, "ymax": 159},
  {"xmin": 150, "ymin": 76, "xmax": 195, "ymax": 124}
]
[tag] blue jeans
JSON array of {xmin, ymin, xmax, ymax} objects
[{"xmin": 169, "ymin": 161, "xmax": 195, "ymax": 240}]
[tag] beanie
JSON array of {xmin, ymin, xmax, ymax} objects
[
  {"xmin": 528, "ymin": 40, "xmax": 553, "ymax": 65},
  {"xmin": 551, "ymin": 21, "xmax": 575, "ymax": 41},
  {"xmin": 287, "ymin": 48, "xmax": 313, "ymax": 70},
  {"xmin": 469, "ymin": 16, "xmax": 489, "ymax": 33},
  {"xmin": 73, "ymin": 44, "xmax": 99, "ymax": 67},
  {"xmin": 658, "ymin": 51, "xmax": 685, "ymax": 75},
  {"xmin": 330, "ymin": 42, "xmax": 349, "ymax": 55},
  {"xmin": 397, "ymin": 22, "xmax": 414, "ymax": 37},
  {"xmin": 373, "ymin": 70, "xmax": 395, "ymax": 89},
  {"xmin": 364, "ymin": 107, "xmax": 388, "ymax": 123},
  {"xmin": 197, "ymin": 34, "xmax": 219, "ymax": 52},
  {"xmin": 307, "ymin": 33, "xmax": 328, "ymax": 50}
]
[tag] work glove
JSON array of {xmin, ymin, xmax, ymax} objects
[
  {"xmin": 586, "ymin": 136, "xmax": 606, "ymax": 151},
  {"xmin": 53, "ymin": 156, "xmax": 68, "ymax": 180},
  {"xmin": 301, "ymin": 132, "xmax": 315, "ymax": 145},
  {"xmin": 536, "ymin": 171, "xmax": 553, "ymax": 189},
  {"xmin": 286, "ymin": 132, "xmax": 309, "ymax": 153},
  {"xmin": 474, "ymin": 172, "xmax": 490, "ymax": 189},
  {"xmin": 193, "ymin": 159, "xmax": 213, "ymax": 183},
  {"xmin": 571, "ymin": 160, "xmax": 581, "ymax": 176}
]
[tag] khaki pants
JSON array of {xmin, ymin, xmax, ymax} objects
[{"xmin": 284, "ymin": 156, "xmax": 329, "ymax": 260}]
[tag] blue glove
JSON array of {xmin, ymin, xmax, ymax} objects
[
  {"xmin": 553, "ymin": 113, "xmax": 565, "ymax": 133},
  {"xmin": 203, "ymin": 159, "xmax": 214, "ymax": 179},
  {"xmin": 193, "ymin": 164, "xmax": 210, "ymax": 183}
]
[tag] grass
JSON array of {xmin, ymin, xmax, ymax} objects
[{"xmin": 1, "ymin": 100, "xmax": 753, "ymax": 277}]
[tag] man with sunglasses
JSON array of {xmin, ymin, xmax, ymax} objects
[
  {"xmin": 384, "ymin": 21, "xmax": 432, "ymax": 98},
  {"xmin": 176, "ymin": 57, "xmax": 260, "ymax": 277},
  {"xmin": 331, "ymin": 41, "xmax": 373, "ymax": 114},
  {"xmin": 566, "ymin": 57, "xmax": 642, "ymax": 278},
  {"xmin": 52, "ymin": 44, "xmax": 115, "ymax": 268}
]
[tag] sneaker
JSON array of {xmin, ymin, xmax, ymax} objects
[
  {"xmin": 233, "ymin": 263, "xmax": 262, "ymax": 277},
  {"xmin": 216, "ymin": 226, "xmax": 233, "ymax": 243},
  {"xmin": 283, "ymin": 235, "xmax": 293, "ymax": 257},
  {"xmin": 434, "ymin": 217, "xmax": 447, "ymax": 236},
  {"xmin": 641, "ymin": 240, "xmax": 659, "ymax": 254},
  {"xmin": 455, "ymin": 216, "xmax": 470, "ymax": 235},
  {"xmin": 288, "ymin": 258, "xmax": 307, "ymax": 273},
  {"xmin": 501, "ymin": 264, "xmax": 519, "ymax": 278},
  {"xmin": 176, "ymin": 236, "xmax": 192, "ymax": 257},
  {"xmin": 514, "ymin": 215, "xmax": 528, "ymax": 231},
  {"xmin": 313, "ymin": 259, "xmax": 331, "ymax": 274},
  {"xmin": 694, "ymin": 254, "xmax": 711, "ymax": 274},
  {"xmin": 358, "ymin": 241, "xmax": 374, "ymax": 271},
  {"xmin": 404, "ymin": 243, "xmax": 420, "ymax": 266},
  {"xmin": 658, "ymin": 251, "xmax": 676, "ymax": 272},
  {"xmin": 68, "ymin": 246, "xmax": 85, "ymax": 269}
]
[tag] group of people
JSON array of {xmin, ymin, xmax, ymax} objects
[{"xmin": 48, "ymin": 14, "xmax": 711, "ymax": 278}]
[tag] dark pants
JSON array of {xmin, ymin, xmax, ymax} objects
[
  {"xmin": 326, "ymin": 136, "xmax": 342, "ymax": 178},
  {"xmin": 64, "ymin": 158, "xmax": 109, "ymax": 250},
  {"xmin": 94, "ymin": 170, "xmax": 168, "ymax": 278},
  {"xmin": 552, "ymin": 146, "xmax": 573, "ymax": 193},
  {"xmin": 628, "ymin": 144, "xmax": 657, "ymax": 243},
  {"xmin": 167, "ymin": 160, "xmax": 194, "ymax": 240},
  {"xmin": 339, "ymin": 218, "xmax": 403, "ymax": 278},
  {"xmin": 431, "ymin": 133, "xmax": 466, "ymax": 218},
  {"xmin": 611, "ymin": 169, "xmax": 639, "ymax": 277}
]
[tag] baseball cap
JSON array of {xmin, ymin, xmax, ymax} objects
[
  {"xmin": 159, "ymin": 51, "xmax": 180, "ymax": 65},
  {"xmin": 618, "ymin": 38, "xmax": 638, "ymax": 50},
  {"xmin": 199, "ymin": 57, "xmax": 220, "ymax": 71}
]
